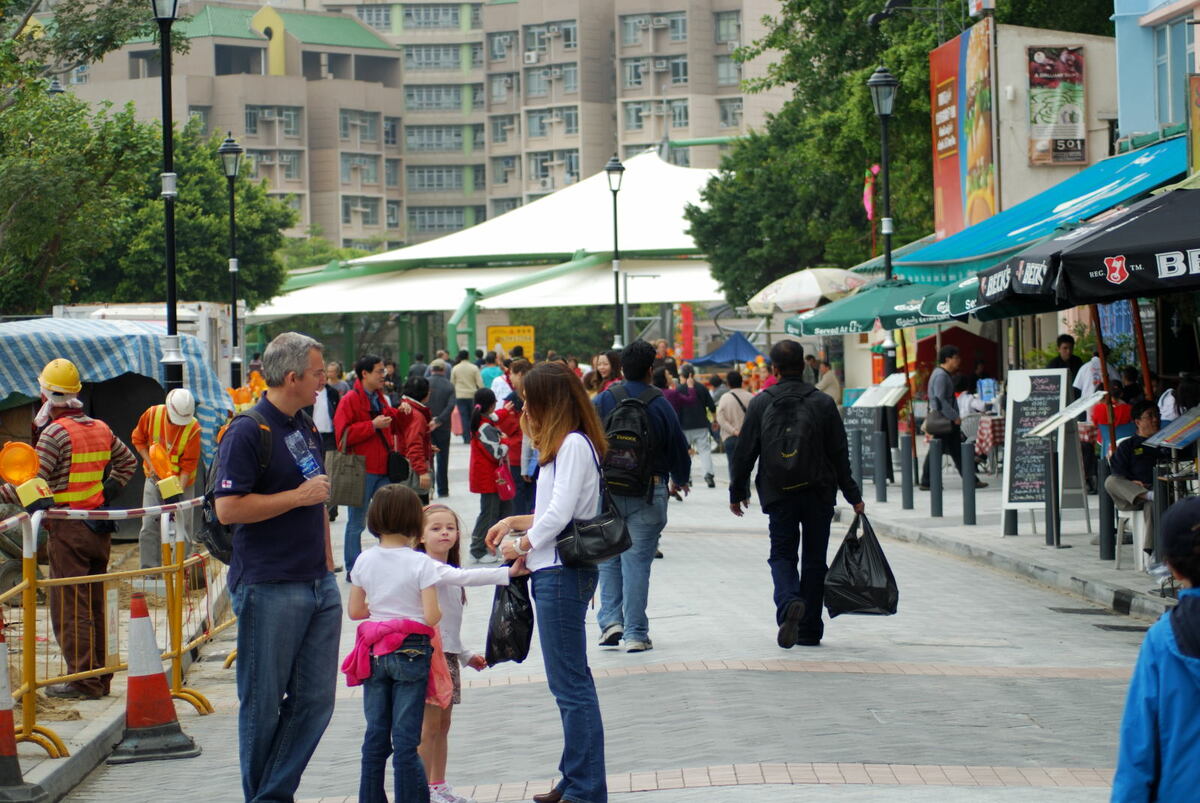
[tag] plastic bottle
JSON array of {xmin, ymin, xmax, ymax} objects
[{"xmin": 285, "ymin": 430, "xmax": 322, "ymax": 479}]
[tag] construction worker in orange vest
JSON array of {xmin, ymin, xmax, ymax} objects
[
  {"xmin": 130, "ymin": 388, "xmax": 201, "ymax": 569},
  {"xmin": 0, "ymin": 358, "xmax": 137, "ymax": 700}
]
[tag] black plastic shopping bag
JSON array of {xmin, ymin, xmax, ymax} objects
[
  {"xmin": 485, "ymin": 574, "xmax": 534, "ymax": 665},
  {"xmin": 824, "ymin": 514, "xmax": 899, "ymax": 617}
]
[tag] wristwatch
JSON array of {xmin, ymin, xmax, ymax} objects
[{"xmin": 513, "ymin": 536, "xmax": 530, "ymax": 556}]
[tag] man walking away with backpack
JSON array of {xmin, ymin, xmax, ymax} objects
[
  {"xmin": 593, "ymin": 339, "xmax": 691, "ymax": 653},
  {"xmin": 730, "ymin": 340, "xmax": 864, "ymax": 649}
]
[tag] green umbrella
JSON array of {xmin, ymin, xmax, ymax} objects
[
  {"xmin": 919, "ymin": 275, "xmax": 980, "ymax": 319},
  {"xmin": 784, "ymin": 279, "xmax": 951, "ymax": 336}
]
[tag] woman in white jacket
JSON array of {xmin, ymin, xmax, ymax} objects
[{"xmin": 486, "ymin": 361, "xmax": 609, "ymax": 803}]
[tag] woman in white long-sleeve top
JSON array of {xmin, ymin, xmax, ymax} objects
[{"xmin": 486, "ymin": 361, "xmax": 608, "ymax": 803}]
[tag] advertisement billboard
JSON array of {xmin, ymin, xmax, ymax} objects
[
  {"xmin": 485, "ymin": 325, "xmax": 535, "ymax": 357},
  {"xmin": 1028, "ymin": 47, "xmax": 1086, "ymax": 165},
  {"xmin": 929, "ymin": 17, "xmax": 998, "ymax": 239},
  {"xmin": 1190, "ymin": 74, "xmax": 1200, "ymax": 176}
]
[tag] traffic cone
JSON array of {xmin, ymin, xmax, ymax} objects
[
  {"xmin": 0, "ymin": 628, "xmax": 47, "ymax": 802},
  {"xmin": 107, "ymin": 593, "xmax": 201, "ymax": 764}
]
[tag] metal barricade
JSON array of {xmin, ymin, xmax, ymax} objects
[{"xmin": 0, "ymin": 497, "xmax": 232, "ymax": 758}]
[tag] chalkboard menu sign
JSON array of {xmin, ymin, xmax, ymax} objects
[
  {"xmin": 843, "ymin": 405, "xmax": 879, "ymax": 480},
  {"xmin": 1001, "ymin": 369, "xmax": 1068, "ymax": 510}
]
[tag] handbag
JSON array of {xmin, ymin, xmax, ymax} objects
[
  {"xmin": 923, "ymin": 408, "xmax": 954, "ymax": 437},
  {"xmin": 554, "ymin": 440, "xmax": 631, "ymax": 568},
  {"xmin": 327, "ymin": 430, "xmax": 366, "ymax": 507},
  {"xmin": 494, "ymin": 463, "xmax": 516, "ymax": 502},
  {"xmin": 379, "ymin": 430, "xmax": 410, "ymax": 483}
]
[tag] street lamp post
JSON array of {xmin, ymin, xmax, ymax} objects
[
  {"xmin": 152, "ymin": 0, "xmax": 184, "ymax": 390},
  {"xmin": 867, "ymin": 66, "xmax": 900, "ymax": 278},
  {"xmin": 219, "ymin": 133, "xmax": 244, "ymax": 388},
  {"xmin": 605, "ymin": 154, "xmax": 625, "ymax": 350}
]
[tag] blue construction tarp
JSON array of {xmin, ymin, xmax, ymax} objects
[
  {"xmin": 691, "ymin": 331, "xmax": 768, "ymax": 366},
  {"xmin": 0, "ymin": 318, "xmax": 232, "ymax": 464},
  {"xmin": 893, "ymin": 137, "xmax": 1187, "ymax": 283}
]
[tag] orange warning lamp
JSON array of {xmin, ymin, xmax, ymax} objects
[
  {"xmin": 755, "ymin": 355, "xmax": 765, "ymax": 366},
  {"xmin": 149, "ymin": 443, "xmax": 183, "ymax": 502},
  {"xmin": 0, "ymin": 442, "xmax": 52, "ymax": 512}
]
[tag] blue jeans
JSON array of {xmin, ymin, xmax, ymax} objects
[
  {"xmin": 345, "ymin": 472, "xmax": 390, "ymax": 573},
  {"xmin": 723, "ymin": 436, "xmax": 740, "ymax": 484},
  {"xmin": 456, "ymin": 398, "xmax": 474, "ymax": 444},
  {"xmin": 765, "ymin": 495, "xmax": 834, "ymax": 641},
  {"xmin": 597, "ymin": 483, "xmax": 668, "ymax": 643},
  {"xmin": 431, "ymin": 426, "xmax": 451, "ymax": 496},
  {"xmin": 359, "ymin": 636, "xmax": 433, "ymax": 803},
  {"xmin": 532, "ymin": 566, "xmax": 606, "ymax": 803},
  {"xmin": 511, "ymin": 464, "xmax": 535, "ymax": 516},
  {"xmin": 232, "ymin": 575, "xmax": 342, "ymax": 803}
]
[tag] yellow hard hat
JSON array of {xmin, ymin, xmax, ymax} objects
[{"xmin": 39, "ymin": 358, "xmax": 82, "ymax": 394}]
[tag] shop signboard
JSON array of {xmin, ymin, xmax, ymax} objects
[
  {"xmin": 1189, "ymin": 74, "xmax": 1200, "ymax": 176},
  {"xmin": 485, "ymin": 325, "xmax": 535, "ymax": 357},
  {"xmin": 969, "ymin": 0, "xmax": 995, "ymax": 16},
  {"xmin": 929, "ymin": 16, "xmax": 998, "ymax": 239},
  {"xmin": 1028, "ymin": 47, "xmax": 1086, "ymax": 165},
  {"xmin": 1001, "ymin": 369, "xmax": 1068, "ymax": 511}
]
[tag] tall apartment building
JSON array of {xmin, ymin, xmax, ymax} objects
[{"xmin": 66, "ymin": 1, "xmax": 786, "ymax": 248}]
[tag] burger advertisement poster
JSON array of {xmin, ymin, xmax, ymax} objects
[
  {"xmin": 929, "ymin": 17, "xmax": 998, "ymax": 240},
  {"xmin": 1027, "ymin": 46, "xmax": 1086, "ymax": 165}
]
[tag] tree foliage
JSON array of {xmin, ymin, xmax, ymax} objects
[
  {"xmin": 508, "ymin": 305, "xmax": 617, "ymax": 360},
  {"xmin": 686, "ymin": 0, "xmax": 1116, "ymax": 305},
  {"xmin": 277, "ymin": 225, "xmax": 371, "ymax": 272}
]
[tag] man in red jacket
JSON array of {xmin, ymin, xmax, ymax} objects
[
  {"xmin": 398, "ymin": 376, "xmax": 433, "ymax": 505},
  {"xmin": 333, "ymin": 354, "xmax": 411, "ymax": 577}
]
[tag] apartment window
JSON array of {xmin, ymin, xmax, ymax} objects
[
  {"xmin": 718, "ymin": 97, "xmax": 743, "ymax": 128},
  {"xmin": 246, "ymin": 149, "xmax": 272, "ymax": 179},
  {"xmin": 470, "ymin": 83, "xmax": 484, "ymax": 110},
  {"xmin": 279, "ymin": 150, "xmax": 302, "ymax": 179},
  {"xmin": 492, "ymin": 156, "xmax": 516, "ymax": 185},
  {"xmin": 384, "ymin": 117, "xmax": 400, "ymax": 146},
  {"xmin": 408, "ymin": 206, "xmax": 468, "ymax": 232},
  {"xmin": 527, "ymin": 109, "xmax": 551, "ymax": 138},
  {"xmin": 669, "ymin": 99, "xmax": 689, "ymax": 128},
  {"xmin": 491, "ymin": 74, "xmax": 511, "ymax": 102},
  {"xmin": 666, "ymin": 12, "xmax": 687, "ymax": 42},
  {"xmin": 472, "ymin": 124, "xmax": 485, "ymax": 149},
  {"xmin": 1155, "ymin": 18, "xmax": 1195, "ymax": 126},
  {"xmin": 385, "ymin": 159, "xmax": 400, "ymax": 187},
  {"xmin": 715, "ymin": 11, "xmax": 741, "ymax": 44},
  {"xmin": 403, "ymin": 5, "xmax": 459, "ymax": 29},
  {"xmin": 669, "ymin": 56, "xmax": 688, "ymax": 85},
  {"xmin": 188, "ymin": 106, "xmax": 210, "ymax": 136},
  {"xmin": 341, "ymin": 153, "xmax": 380, "ymax": 184},
  {"xmin": 471, "ymin": 164, "xmax": 486, "ymax": 189},
  {"xmin": 470, "ymin": 3, "xmax": 482, "ymax": 29},
  {"xmin": 356, "ymin": 5, "xmax": 391, "ymax": 30},
  {"xmin": 405, "ymin": 45, "xmax": 460, "ymax": 70},
  {"xmin": 405, "ymin": 125, "xmax": 464, "ymax": 151},
  {"xmin": 623, "ymin": 58, "xmax": 645, "ymax": 89},
  {"xmin": 341, "ymin": 196, "xmax": 352, "ymax": 224},
  {"xmin": 274, "ymin": 193, "xmax": 302, "ymax": 211},
  {"xmin": 625, "ymin": 144, "xmax": 651, "ymax": 158},
  {"xmin": 278, "ymin": 106, "xmax": 300, "ymax": 136},
  {"xmin": 561, "ymin": 105, "xmax": 579, "ymax": 135},
  {"xmin": 245, "ymin": 106, "xmax": 260, "ymax": 135},
  {"xmin": 360, "ymin": 197, "xmax": 381, "ymax": 225},
  {"xmin": 489, "ymin": 32, "xmax": 515, "ymax": 60},
  {"xmin": 386, "ymin": 200, "xmax": 401, "ymax": 228},
  {"xmin": 407, "ymin": 166, "xmax": 464, "ymax": 192},
  {"xmin": 70, "ymin": 64, "xmax": 89, "ymax": 85},
  {"xmin": 491, "ymin": 115, "xmax": 516, "ymax": 144},
  {"xmin": 405, "ymin": 85, "xmax": 463, "ymax": 111},
  {"xmin": 562, "ymin": 63, "xmax": 578, "ymax": 93},
  {"xmin": 562, "ymin": 149, "xmax": 580, "ymax": 182},
  {"xmin": 492, "ymin": 198, "xmax": 521, "ymax": 216},
  {"xmin": 668, "ymin": 147, "xmax": 691, "ymax": 167},
  {"xmin": 621, "ymin": 15, "xmax": 650, "ymax": 46},
  {"xmin": 339, "ymin": 109, "xmax": 379, "ymax": 140},
  {"xmin": 559, "ymin": 20, "xmax": 578, "ymax": 49},
  {"xmin": 623, "ymin": 102, "xmax": 645, "ymax": 131},
  {"xmin": 526, "ymin": 67, "xmax": 549, "ymax": 97},
  {"xmin": 470, "ymin": 43, "xmax": 484, "ymax": 68},
  {"xmin": 716, "ymin": 55, "xmax": 741, "ymax": 87},
  {"xmin": 524, "ymin": 25, "xmax": 547, "ymax": 53},
  {"xmin": 528, "ymin": 151, "xmax": 551, "ymax": 179}
]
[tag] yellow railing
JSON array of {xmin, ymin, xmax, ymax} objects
[{"xmin": 0, "ymin": 497, "xmax": 233, "ymax": 758}]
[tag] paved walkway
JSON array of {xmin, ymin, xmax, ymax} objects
[{"xmin": 66, "ymin": 441, "xmax": 1145, "ymax": 801}]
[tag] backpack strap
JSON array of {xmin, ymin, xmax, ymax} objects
[
  {"xmin": 239, "ymin": 409, "xmax": 274, "ymax": 480},
  {"xmin": 610, "ymin": 383, "xmax": 631, "ymax": 403},
  {"xmin": 636, "ymin": 386, "xmax": 663, "ymax": 405}
]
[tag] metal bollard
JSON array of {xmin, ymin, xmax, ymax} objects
[
  {"xmin": 900, "ymin": 433, "xmax": 914, "ymax": 510},
  {"xmin": 962, "ymin": 440, "xmax": 976, "ymax": 525},
  {"xmin": 874, "ymin": 431, "xmax": 888, "ymax": 503},
  {"xmin": 1044, "ymin": 443, "xmax": 1061, "ymax": 547},
  {"xmin": 1003, "ymin": 509, "xmax": 1018, "ymax": 536},
  {"xmin": 1097, "ymin": 456, "xmax": 1115, "ymax": 560},
  {"xmin": 929, "ymin": 438, "xmax": 943, "ymax": 518},
  {"xmin": 850, "ymin": 428, "xmax": 863, "ymax": 487}
]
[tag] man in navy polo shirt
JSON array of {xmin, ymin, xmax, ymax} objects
[{"xmin": 215, "ymin": 332, "xmax": 339, "ymax": 802}]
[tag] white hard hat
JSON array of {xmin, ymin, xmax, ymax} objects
[{"xmin": 165, "ymin": 388, "xmax": 196, "ymax": 426}]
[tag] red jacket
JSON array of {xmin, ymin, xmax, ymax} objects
[
  {"xmin": 333, "ymin": 380, "xmax": 408, "ymax": 475},
  {"xmin": 468, "ymin": 417, "xmax": 505, "ymax": 493},
  {"xmin": 494, "ymin": 404, "xmax": 522, "ymax": 467},
  {"xmin": 399, "ymin": 398, "xmax": 433, "ymax": 476}
]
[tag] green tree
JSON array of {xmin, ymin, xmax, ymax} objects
[
  {"xmin": 686, "ymin": 0, "xmax": 1115, "ymax": 305},
  {"xmin": 83, "ymin": 120, "xmax": 297, "ymax": 306},
  {"xmin": 277, "ymin": 225, "xmax": 371, "ymax": 272},
  {"xmin": 508, "ymin": 306, "xmax": 617, "ymax": 360}
]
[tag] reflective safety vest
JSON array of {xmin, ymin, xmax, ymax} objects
[
  {"xmin": 53, "ymin": 417, "xmax": 113, "ymax": 510},
  {"xmin": 149, "ymin": 405, "xmax": 199, "ymax": 476}
]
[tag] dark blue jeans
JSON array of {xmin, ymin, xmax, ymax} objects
[
  {"xmin": 532, "ymin": 566, "xmax": 607, "ymax": 803},
  {"xmin": 359, "ymin": 636, "xmax": 433, "ymax": 803},
  {"xmin": 232, "ymin": 575, "xmax": 342, "ymax": 802},
  {"xmin": 511, "ymin": 464, "xmax": 535, "ymax": 516},
  {"xmin": 764, "ymin": 495, "xmax": 834, "ymax": 642},
  {"xmin": 431, "ymin": 425, "xmax": 451, "ymax": 497},
  {"xmin": 455, "ymin": 398, "xmax": 474, "ymax": 444}
]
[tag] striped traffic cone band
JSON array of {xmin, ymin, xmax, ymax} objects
[{"xmin": 0, "ymin": 628, "xmax": 47, "ymax": 801}]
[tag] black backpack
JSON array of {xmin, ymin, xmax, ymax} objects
[
  {"xmin": 601, "ymin": 384, "xmax": 661, "ymax": 498},
  {"xmin": 198, "ymin": 410, "xmax": 273, "ymax": 564},
  {"xmin": 759, "ymin": 384, "xmax": 826, "ymax": 495}
]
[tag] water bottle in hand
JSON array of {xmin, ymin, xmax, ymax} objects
[{"xmin": 285, "ymin": 430, "xmax": 322, "ymax": 479}]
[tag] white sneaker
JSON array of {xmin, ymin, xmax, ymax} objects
[
  {"xmin": 625, "ymin": 638, "xmax": 653, "ymax": 653},
  {"xmin": 598, "ymin": 623, "xmax": 623, "ymax": 647},
  {"xmin": 432, "ymin": 784, "xmax": 474, "ymax": 803},
  {"xmin": 474, "ymin": 552, "xmax": 499, "ymax": 564}
]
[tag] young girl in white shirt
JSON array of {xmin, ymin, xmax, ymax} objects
[
  {"xmin": 345, "ymin": 485, "xmax": 521, "ymax": 803},
  {"xmin": 417, "ymin": 504, "xmax": 489, "ymax": 803}
]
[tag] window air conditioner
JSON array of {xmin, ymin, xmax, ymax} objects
[
  {"xmin": 726, "ymin": 40, "xmax": 740, "ymax": 51},
  {"xmin": 652, "ymin": 17, "xmax": 668, "ymax": 27},
  {"xmin": 540, "ymin": 69, "xmax": 552, "ymax": 79},
  {"xmin": 550, "ymin": 67, "xmax": 563, "ymax": 78},
  {"xmin": 637, "ymin": 20, "xmax": 650, "ymax": 30},
  {"xmin": 498, "ymin": 34, "xmax": 512, "ymax": 46},
  {"xmin": 653, "ymin": 59, "xmax": 668, "ymax": 71},
  {"xmin": 547, "ymin": 25, "xmax": 561, "ymax": 35},
  {"xmin": 539, "ymin": 176, "xmax": 555, "ymax": 189},
  {"xmin": 257, "ymin": 155, "xmax": 276, "ymax": 164},
  {"xmin": 501, "ymin": 76, "xmax": 513, "ymax": 87},
  {"xmin": 524, "ymin": 51, "xmax": 540, "ymax": 64},
  {"xmin": 259, "ymin": 110, "xmax": 277, "ymax": 120}
]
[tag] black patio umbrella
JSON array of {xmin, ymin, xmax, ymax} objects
[{"xmin": 1055, "ymin": 189, "xmax": 1200, "ymax": 305}]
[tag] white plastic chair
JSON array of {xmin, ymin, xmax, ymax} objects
[{"xmin": 1110, "ymin": 437, "xmax": 1150, "ymax": 572}]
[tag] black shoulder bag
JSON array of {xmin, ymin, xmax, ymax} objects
[{"xmin": 555, "ymin": 438, "xmax": 631, "ymax": 568}]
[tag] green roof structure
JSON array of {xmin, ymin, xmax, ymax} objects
[{"xmin": 125, "ymin": 4, "xmax": 394, "ymax": 50}]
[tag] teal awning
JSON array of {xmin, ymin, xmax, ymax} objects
[
  {"xmin": 849, "ymin": 234, "xmax": 937, "ymax": 277},
  {"xmin": 893, "ymin": 137, "xmax": 1187, "ymax": 283},
  {"xmin": 784, "ymin": 279, "xmax": 952, "ymax": 336}
]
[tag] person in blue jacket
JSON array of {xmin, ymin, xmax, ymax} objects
[{"xmin": 1113, "ymin": 495, "xmax": 1200, "ymax": 802}]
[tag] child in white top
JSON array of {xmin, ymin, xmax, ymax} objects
[
  {"xmin": 348, "ymin": 485, "xmax": 521, "ymax": 803},
  {"xmin": 417, "ymin": 504, "xmax": 489, "ymax": 803}
]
